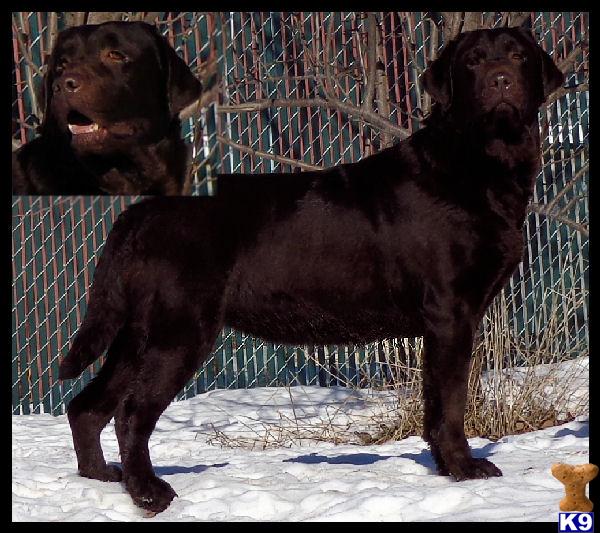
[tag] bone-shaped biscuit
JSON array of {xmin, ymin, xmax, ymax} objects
[{"xmin": 551, "ymin": 463, "xmax": 598, "ymax": 512}]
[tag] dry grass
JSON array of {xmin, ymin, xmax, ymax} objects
[
  {"xmin": 206, "ymin": 288, "xmax": 588, "ymax": 450},
  {"xmin": 464, "ymin": 289, "xmax": 589, "ymax": 440}
]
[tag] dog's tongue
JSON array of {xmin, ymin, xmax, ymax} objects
[{"xmin": 68, "ymin": 123, "xmax": 99, "ymax": 135}]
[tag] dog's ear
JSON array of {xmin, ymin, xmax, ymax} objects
[
  {"xmin": 516, "ymin": 27, "xmax": 565, "ymax": 100},
  {"xmin": 420, "ymin": 38, "xmax": 459, "ymax": 110},
  {"xmin": 148, "ymin": 24, "xmax": 203, "ymax": 116},
  {"xmin": 38, "ymin": 52, "xmax": 57, "ymax": 132},
  {"xmin": 538, "ymin": 46, "xmax": 565, "ymax": 100},
  {"xmin": 38, "ymin": 27, "xmax": 78, "ymax": 133}
]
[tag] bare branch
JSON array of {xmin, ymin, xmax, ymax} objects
[
  {"xmin": 179, "ymin": 56, "xmax": 221, "ymax": 119},
  {"xmin": 48, "ymin": 12, "xmax": 59, "ymax": 52},
  {"xmin": 528, "ymin": 162, "xmax": 589, "ymax": 236},
  {"xmin": 64, "ymin": 13, "xmax": 87, "ymax": 27},
  {"xmin": 217, "ymin": 135, "xmax": 323, "ymax": 171},
  {"xmin": 155, "ymin": 13, "xmax": 200, "ymax": 26},
  {"xmin": 483, "ymin": 12, "xmax": 498, "ymax": 29},
  {"xmin": 189, "ymin": 142, "xmax": 218, "ymax": 176},
  {"xmin": 507, "ymin": 12, "xmax": 531, "ymax": 28},
  {"xmin": 421, "ymin": 15, "xmax": 439, "ymax": 115},
  {"xmin": 441, "ymin": 12, "xmax": 463, "ymax": 41},
  {"xmin": 11, "ymin": 16, "xmax": 42, "ymax": 78},
  {"xmin": 540, "ymin": 148, "xmax": 587, "ymax": 168},
  {"xmin": 87, "ymin": 12, "xmax": 125, "ymax": 25},
  {"xmin": 560, "ymin": 194, "xmax": 587, "ymax": 217},
  {"xmin": 363, "ymin": 13, "xmax": 378, "ymax": 112},
  {"xmin": 428, "ymin": 16, "xmax": 440, "ymax": 62},
  {"xmin": 12, "ymin": 14, "xmax": 41, "ymax": 120},
  {"xmin": 558, "ymin": 41, "xmax": 589, "ymax": 74},
  {"xmin": 463, "ymin": 12, "xmax": 482, "ymax": 32},
  {"xmin": 528, "ymin": 204, "xmax": 588, "ymax": 237},
  {"xmin": 13, "ymin": 118, "xmax": 37, "ymax": 131},
  {"xmin": 321, "ymin": 13, "xmax": 338, "ymax": 99},
  {"xmin": 389, "ymin": 101, "xmax": 425, "ymax": 122},
  {"xmin": 400, "ymin": 16, "xmax": 424, "ymax": 76},
  {"xmin": 374, "ymin": 18, "xmax": 392, "ymax": 149},
  {"xmin": 546, "ymin": 83, "xmax": 588, "ymax": 106},
  {"xmin": 227, "ymin": 73, "xmax": 292, "ymax": 88},
  {"xmin": 219, "ymin": 97, "xmax": 410, "ymax": 140},
  {"xmin": 289, "ymin": 14, "xmax": 324, "ymax": 99},
  {"xmin": 545, "ymin": 162, "xmax": 588, "ymax": 213},
  {"xmin": 144, "ymin": 12, "xmax": 161, "ymax": 24}
]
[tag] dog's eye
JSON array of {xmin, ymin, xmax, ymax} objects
[
  {"xmin": 106, "ymin": 50, "xmax": 127, "ymax": 62},
  {"xmin": 55, "ymin": 56, "xmax": 69, "ymax": 73},
  {"xmin": 511, "ymin": 52, "xmax": 525, "ymax": 62},
  {"xmin": 466, "ymin": 56, "xmax": 483, "ymax": 68}
]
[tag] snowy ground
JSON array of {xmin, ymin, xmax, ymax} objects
[{"xmin": 12, "ymin": 379, "xmax": 589, "ymax": 522}]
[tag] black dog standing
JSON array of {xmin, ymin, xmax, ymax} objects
[
  {"xmin": 58, "ymin": 28, "xmax": 564, "ymax": 514},
  {"xmin": 12, "ymin": 21, "xmax": 202, "ymax": 195}
]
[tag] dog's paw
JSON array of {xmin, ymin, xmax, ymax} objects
[
  {"xmin": 79, "ymin": 463, "xmax": 123, "ymax": 482},
  {"xmin": 128, "ymin": 476, "xmax": 177, "ymax": 515},
  {"xmin": 449, "ymin": 457, "xmax": 503, "ymax": 481}
]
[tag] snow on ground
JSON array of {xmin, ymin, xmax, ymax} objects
[{"xmin": 12, "ymin": 379, "xmax": 589, "ymax": 522}]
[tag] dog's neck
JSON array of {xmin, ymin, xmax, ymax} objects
[
  {"xmin": 423, "ymin": 107, "xmax": 541, "ymax": 178},
  {"xmin": 415, "ymin": 107, "xmax": 542, "ymax": 224},
  {"xmin": 42, "ymin": 119, "xmax": 187, "ymax": 194}
]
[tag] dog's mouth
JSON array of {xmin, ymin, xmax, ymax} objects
[
  {"xmin": 494, "ymin": 100, "xmax": 518, "ymax": 111},
  {"xmin": 66, "ymin": 110, "xmax": 138, "ymax": 147},
  {"xmin": 66, "ymin": 110, "xmax": 109, "ymax": 148},
  {"xmin": 483, "ymin": 99, "xmax": 521, "ymax": 121},
  {"xmin": 67, "ymin": 110, "xmax": 101, "ymax": 135}
]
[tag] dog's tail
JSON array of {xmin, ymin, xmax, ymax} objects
[{"xmin": 58, "ymin": 209, "xmax": 133, "ymax": 380}]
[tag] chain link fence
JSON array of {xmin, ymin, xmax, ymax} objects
[{"xmin": 12, "ymin": 12, "xmax": 589, "ymax": 415}]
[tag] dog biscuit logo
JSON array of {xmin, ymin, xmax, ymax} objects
[
  {"xmin": 552, "ymin": 463, "xmax": 598, "ymax": 512},
  {"xmin": 553, "ymin": 463, "xmax": 597, "ymax": 532}
]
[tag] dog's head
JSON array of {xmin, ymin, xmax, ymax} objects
[
  {"xmin": 40, "ymin": 21, "xmax": 202, "ymax": 154},
  {"xmin": 421, "ymin": 27, "xmax": 565, "ymax": 130}
]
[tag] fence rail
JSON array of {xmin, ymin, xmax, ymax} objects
[{"xmin": 11, "ymin": 12, "xmax": 589, "ymax": 415}]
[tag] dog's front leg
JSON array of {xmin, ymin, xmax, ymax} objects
[{"xmin": 421, "ymin": 306, "xmax": 502, "ymax": 480}]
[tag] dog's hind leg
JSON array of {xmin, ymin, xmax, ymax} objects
[
  {"xmin": 114, "ymin": 313, "xmax": 222, "ymax": 514},
  {"xmin": 65, "ymin": 327, "xmax": 138, "ymax": 482}
]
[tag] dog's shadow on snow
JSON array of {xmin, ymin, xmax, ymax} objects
[
  {"xmin": 553, "ymin": 423, "xmax": 588, "ymax": 439},
  {"xmin": 283, "ymin": 453, "xmax": 393, "ymax": 466},
  {"xmin": 284, "ymin": 443, "xmax": 503, "ymax": 469},
  {"xmin": 155, "ymin": 463, "xmax": 229, "ymax": 476},
  {"xmin": 154, "ymin": 463, "xmax": 229, "ymax": 476},
  {"xmin": 106, "ymin": 462, "xmax": 230, "ymax": 476}
]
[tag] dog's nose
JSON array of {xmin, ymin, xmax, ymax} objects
[
  {"xmin": 489, "ymin": 72, "xmax": 512, "ymax": 92},
  {"xmin": 53, "ymin": 76, "xmax": 83, "ymax": 94},
  {"xmin": 64, "ymin": 77, "xmax": 82, "ymax": 93}
]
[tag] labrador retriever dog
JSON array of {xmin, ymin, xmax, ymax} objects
[
  {"xmin": 12, "ymin": 21, "xmax": 202, "ymax": 195},
  {"xmin": 58, "ymin": 27, "xmax": 564, "ymax": 514}
]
